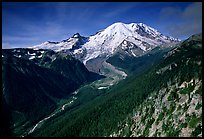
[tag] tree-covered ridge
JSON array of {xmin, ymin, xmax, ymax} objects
[
  {"xmin": 110, "ymin": 33, "xmax": 202, "ymax": 137},
  {"xmin": 29, "ymin": 33, "xmax": 201, "ymax": 137}
]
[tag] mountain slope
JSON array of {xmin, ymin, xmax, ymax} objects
[
  {"xmin": 1, "ymin": 48, "xmax": 103, "ymax": 136},
  {"xmin": 2, "ymin": 48, "xmax": 102, "ymax": 84},
  {"xmin": 106, "ymin": 46, "xmax": 174, "ymax": 75},
  {"xmin": 110, "ymin": 33, "xmax": 202, "ymax": 137},
  {"xmin": 113, "ymin": 79, "xmax": 202, "ymax": 137},
  {"xmin": 28, "ymin": 33, "xmax": 201, "ymax": 137},
  {"xmin": 2, "ymin": 55, "xmax": 75, "ymax": 136}
]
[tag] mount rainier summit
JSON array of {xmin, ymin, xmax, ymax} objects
[{"xmin": 31, "ymin": 22, "xmax": 180, "ymax": 66}]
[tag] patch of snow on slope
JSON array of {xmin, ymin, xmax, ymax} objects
[
  {"xmin": 28, "ymin": 51, "xmax": 36, "ymax": 56},
  {"xmin": 131, "ymin": 50, "xmax": 137, "ymax": 57},
  {"xmin": 29, "ymin": 56, "xmax": 35, "ymax": 60},
  {"xmin": 73, "ymin": 48, "xmax": 83, "ymax": 54},
  {"xmin": 98, "ymin": 86, "xmax": 108, "ymax": 90},
  {"xmin": 37, "ymin": 55, "xmax": 42, "ymax": 58}
]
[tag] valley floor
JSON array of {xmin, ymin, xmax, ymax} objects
[
  {"xmin": 91, "ymin": 61, "xmax": 127, "ymax": 89},
  {"xmin": 22, "ymin": 61, "xmax": 127, "ymax": 137}
]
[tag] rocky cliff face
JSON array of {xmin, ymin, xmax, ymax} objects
[{"xmin": 111, "ymin": 79, "xmax": 202, "ymax": 137}]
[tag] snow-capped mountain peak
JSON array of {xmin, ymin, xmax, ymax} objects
[
  {"xmin": 31, "ymin": 22, "xmax": 180, "ymax": 64},
  {"xmin": 32, "ymin": 32, "xmax": 87, "ymax": 52},
  {"xmin": 72, "ymin": 33, "xmax": 81, "ymax": 38},
  {"xmin": 137, "ymin": 23, "xmax": 161, "ymax": 36}
]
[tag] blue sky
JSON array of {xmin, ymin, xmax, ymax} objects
[{"xmin": 2, "ymin": 2, "xmax": 202, "ymax": 49}]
